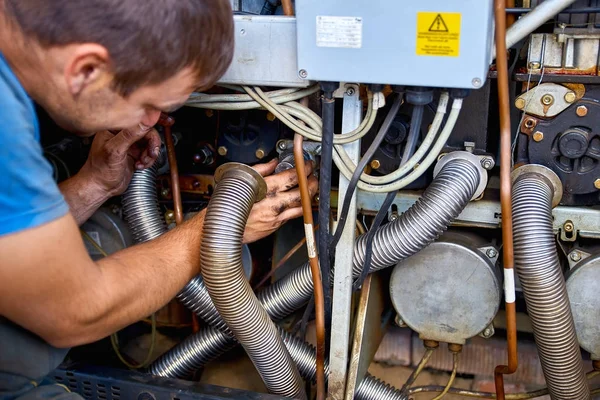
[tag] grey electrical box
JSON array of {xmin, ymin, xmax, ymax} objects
[{"xmin": 296, "ymin": 0, "xmax": 494, "ymax": 89}]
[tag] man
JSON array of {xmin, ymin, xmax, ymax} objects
[{"xmin": 0, "ymin": 0, "xmax": 318, "ymax": 397}]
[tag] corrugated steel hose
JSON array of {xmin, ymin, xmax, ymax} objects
[
  {"xmin": 512, "ymin": 165, "xmax": 590, "ymax": 400},
  {"xmin": 150, "ymin": 152, "xmax": 484, "ymax": 399},
  {"xmin": 199, "ymin": 163, "xmax": 305, "ymax": 399}
]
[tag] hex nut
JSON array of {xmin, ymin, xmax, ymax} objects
[
  {"xmin": 486, "ymin": 248, "xmax": 498, "ymax": 258},
  {"xmin": 255, "ymin": 149, "xmax": 265, "ymax": 159},
  {"xmin": 217, "ymin": 146, "xmax": 228, "ymax": 156},
  {"xmin": 564, "ymin": 91, "xmax": 577, "ymax": 103},
  {"xmin": 515, "ymin": 98, "xmax": 526, "ymax": 110},
  {"xmin": 564, "ymin": 221, "xmax": 574, "ymax": 233},
  {"xmin": 533, "ymin": 131, "xmax": 544, "ymax": 142},
  {"xmin": 595, "ymin": 179, "xmax": 600, "ymax": 190},
  {"xmin": 576, "ymin": 105, "xmax": 588, "ymax": 117},
  {"xmin": 570, "ymin": 251, "xmax": 582, "ymax": 262},
  {"xmin": 370, "ymin": 159, "xmax": 381, "ymax": 170}
]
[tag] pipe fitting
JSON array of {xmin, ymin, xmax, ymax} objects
[
  {"xmin": 434, "ymin": 151, "xmax": 487, "ymax": 200},
  {"xmin": 200, "ymin": 163, "xmax": 304, "ymax": 399},
  {"xmin": 512, "ymin": 164, "xmax": 589, "ymax": 400}
]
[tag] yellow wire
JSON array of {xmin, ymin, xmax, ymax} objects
[
  {"xmin": 81, "ymin": 230, "xmax": 157, "ymax": 369},
  {"xmin": 432, "ymin": 352, "xmax": 459, "ymax": 400}
]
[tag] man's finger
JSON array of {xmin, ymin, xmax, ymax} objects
[
  {"xmin": 135, "ymin": 129, "xmax": 162, "ymax": 169},
  {"xmin": 107, "ymin": 124, "xmax": 153, "ymax": 154},
  {"xmin": 277, "ymin": 206, "xmax": 304, "ymax": 223},
  {"xmin": 252, "ymin": 159, "xmax": 278, "ymax": 177},
  {"xmin": 265, "ymin": 160, "xmax": 314, "ymax": 195}
]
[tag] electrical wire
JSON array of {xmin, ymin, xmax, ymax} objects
[
  {"xmin": 401, "ymin": 348, "xmax": 435, "ymax": 394},
  {"xmin": 431, "ymin": 352, "xmax": 460, "ymax": 400},
  {"xmin": 81, "ymin": 230, "xmax": 157, "ymax": 369},
  {"xmin": 329, "ymin": 93, "xmax": 404, "ymax": 253}
]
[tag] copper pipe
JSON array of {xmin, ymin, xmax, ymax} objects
[
  {"xmin": 160, "ymin": 114, "xmax": 183, "ymax": 226},
  {"xmin": 281, "ymin": 0, "xmax": 294, "ymax": 16},
  {"xmin": 493, "ymin": 0, "xmax": 518, "ymax": 398},
  {"xmin": 507, "ymin": 0, "xmax": 516, "ymax": 26},
  {"xmin": 294, "ymin": 133, "xmax": 326, "ymax": 400}
]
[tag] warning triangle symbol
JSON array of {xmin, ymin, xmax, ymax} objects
[{"xmin": 428, "ymin": 14, "xmax": 449, "ymax": 32}]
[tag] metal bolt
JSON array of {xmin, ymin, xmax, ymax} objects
[
  {"xmin": 481, "ymin": 326, "xmax": 495, "ymax": 338},
  {"xmin": 298, "ymin": 69, "xmax": 308, "ymax": 79},
  {"xmin": 255, "ymin": 149, "xmax": 265, "ymax": 159},
  {"xmin": 529, "ymin": 61, "xmax": 542, "ymax": 70},
  {"xmin": 533, "ymin": 131, "xmax": 544, "ymax": 142},
  {"xmin": 564, "ymin": 220, "xmax": 574, "ymax": 233},
  {"xmin": 315, "ymin": 145, "xmax": 322, "ymax": 155},
  {"xmin": 389, "ymin": 212, "xmax": 399, "ymax": 222},
  {"xmin": 345, "ymin": 87, "xmax": 356, "ymax": 96},
  {"xmin": 165, "ymin": 210, "xmax": 175, "ymax": 221},
  {"xmin": 192, "ymin": 180, "xmax": 201, "ymax": 189},
  {"xmin": 595, "ymin": 179, "xmax": 600, "ymax": 190},
  {"xmin": 314, "ymin": 195, "xmax": 320, "ymax": 203},
  {"xmin": 472, "ymin": 77, "xmax": 482, "ymax": 88},
  {"xmin": 481, "ymin": 157, "xmax": 494, "ymax": 170},
  {"xmin": 486, "ymin": 248, "xmax": 498, "ymax": 258},
  {"xmin": 278, "ymin": 141, "xmax": 287, "ymax": 151},
  {"xmin": 394, "ymin": 315, "xmax": 407, "ymax": 327},
  {"xmin": 515, "ymin": 98, "xmax": 526, "ymax": 110},
  {"xmin": 541, "ymin": 94, "xmax": 554, "ymax": 106},
  {"xmin": 217, "ymin": 146, "xmax": 228, "ymax": 156},
  {"xmin": 370, "ymin": 159, "xmax": 381, "ymax": 170},
  {"xmin": 266, "ymin": 112, "xmax": 276, "ymax": 122},
  {"xmin": 564, "ymin": 91, "xmax": 577, "ymax": 103},
  {"xmin": 205, "ymin": 109, "xmax": 214, "ymax": 118},
  {"xmin": 570, "ymin": 251, "xmax": 582, "ymax": 262},
  {"xmin": 161, "ymin": 188, "xmax": 170, "ymax": 198},
  {"xmin": 576, "ymin": 105, "xmax": 588, "ymax": 117}
]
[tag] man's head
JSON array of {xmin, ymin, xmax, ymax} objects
[{"xmin": 1, "ymin": 0, "xmax": 234, "ymax": 133}]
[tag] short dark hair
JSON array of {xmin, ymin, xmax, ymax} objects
[{"xmin": 4, "ymin": 0, "xmax": 234, "ymax": 95}]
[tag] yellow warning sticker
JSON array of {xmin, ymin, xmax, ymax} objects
[{"xmin": 416, "ymin": 12, "xmax": 461, "ymax": 57}]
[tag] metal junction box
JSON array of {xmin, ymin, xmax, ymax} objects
[{"xmin": 296, "ymin": 0, "xmax": 494, "ymax": 89}]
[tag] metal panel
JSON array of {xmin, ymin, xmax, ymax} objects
[
  {"xmin": 328, "ymin": 87, "xmax": 362, "ymax": 400},
  {"xmin": 218, "ymin": 16, "xmax": 310, "ymax": 88},
  {"xmin": 295, "ymin": 0, "xmax": 494, "ymax": 89}
]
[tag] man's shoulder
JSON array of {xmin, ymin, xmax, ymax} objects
[{"xmin": 0, "ymin": 56, "xmax": 37, "ymax": 140}]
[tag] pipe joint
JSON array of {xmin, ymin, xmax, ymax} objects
[
  {"xmin": 214, "ymin": 162, "xmax": 267, "ymax": 202},
  {"xmin": 511, "ymin": 164, "xmax": 563, "ymax": 207}
]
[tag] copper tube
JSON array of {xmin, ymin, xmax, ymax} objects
[
  {"xmin": 160, "ymin": 114, "xmax": 183, "ymax": 226},
  {"xmin": 281, "ymin": 0, "xmax": 294, "ymax": 16},
  {"xmin": 507, "ymin": 0, "xmax": 516, "ymax": 26},
  {"xmin": 493, "ymin": 0, "xmax": 518, "ymax": 398},
  {"xmin": 294, "ymin": 133, "xmax": 326, "ymax": 400}
]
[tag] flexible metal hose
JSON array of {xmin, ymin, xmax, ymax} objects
[
  {"xmin": 512, "ymin": 165, "xmax": 589, "ymax": 400},
  {"xmin": 122, "ymin": 164, "xmax": 167, "ymax": 243},
  {"xmin": 200, "ymin": 163, "xmax": 305, "ymax": 399}
]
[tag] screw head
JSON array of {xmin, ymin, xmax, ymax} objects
[
  {"xmin": 541, "ymin": 94, "xmax": 554, "ymax": 106},
  {"xmin": 314, "ymin": 195, "xmax": 320, "ymax": 203},
  {"xmin": 278, "ymin": 141, "xmax": 287, "ymax": 151},
  {"xmin": 564, "ymin": 220, "xmax": 574, "ymax": 232},
  {"xmin": 515, "ymin": 98, "xmax": 526, "ymax": 110},
  {"xmin": 529, "ymin": 61, "xmax": 542, "ymax": 70},
  {"xmin": 576, "ymin": 105, "xmax": 588, "ymax": 117},
  {"xmin": 533, "ymin": 131, "xmax": 544, "ymax": 142},
  {"xmin": 486, "ymin": 248, "xmax": 498, "ymax": 258},
  {"xmin": 161, "ymin": 188, "xmax": 170, "ymax": 198},
  {"xmin": 266, "ymin": 112, "xmax": 276, "ymax": 122},
  {"xmin": 298, "ymin": 69, "xmax": 308, "ymax": 79},
  {"xmin": 481, "ymin": 157, "xmax": 494, "ymax": 170},
  {"xmin": 370, "ymin": 159, "xmax": 381, "ymax": 170},
  {"xmin": 255, "ymin": 149, "xmax": 265, "ymax": 159},
  {"xmin": 595, "ymin": 178, "xmax": 600, "ymax": 190},
  {"xmin": 570, "ymin": 251, "xmax": 582, "ymax": 262},
  {"xmin": 345, "ymin": 87, "xmax": 356, "ymax": 96},
  {"xmin": 482, "ymin": 327, "xmax": 494, "ymax": 338},
  {"xmin": 165, "ymin": 210, "xmax": 175, "ymax": 220},
  {"xmin": 564, "ymin": 91, "xmax": 577, "ymax": 103},
  {"xmin": 217, "ymin": 146, "xmax": 228, "ymax": 156},
  {"xmin": 472, "ymin": 77, "xmax": 482, "ymax": 88}
]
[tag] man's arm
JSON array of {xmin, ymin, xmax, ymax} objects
[{"xmin": 0, "ymin": 160, "xmax": 317, "ymax": 348}]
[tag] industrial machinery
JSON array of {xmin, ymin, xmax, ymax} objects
[{"xmin": 45, "ymin": 1, "xmax": 600, "ymax": 399}]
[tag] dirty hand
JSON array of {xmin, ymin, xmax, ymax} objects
[
  {"xmin": 79, "ymin": 125, "xmax": 162, "ymax": 197},
  {"xmin": 243, "ymin": 159, "xmax": 319, "ymax": 244}
]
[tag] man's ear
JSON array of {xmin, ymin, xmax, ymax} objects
[{"xmin": 64, "ymin": 44, "xmax": 111, "ymax": 97}]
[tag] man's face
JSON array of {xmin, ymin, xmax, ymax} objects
[{"xmin": 39, "ymin": 45, "xmax": 198, "ymax": 135}]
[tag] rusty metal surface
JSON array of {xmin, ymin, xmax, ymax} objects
[{"xmin": 345, "ymin": 274, "xmax": 390, "ymax": 400}]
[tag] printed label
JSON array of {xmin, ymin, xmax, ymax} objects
[
  {"xmin": 316, "ymin": 16, "xmax": 363, "ymax": 49},
  {"xmin": 504, "ymin": 269, "xmax": 516, "ymax": 304},
  {"xmin": 416, "ymin": 12, "xmax": 461, "ymax": 57},
  {"xmin": 304, "ymin": 224, "xmax": 317, "ymax": 258}
]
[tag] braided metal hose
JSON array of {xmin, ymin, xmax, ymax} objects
[
  {"xmin": 122, "ymin": 165, "xmax": 167, "ymax": 243},
  {"xmin": 512, "ymin": 165, "xmax": 589, "ymax": 400},
  {"xmin": 200, "ymin": 163, "xmax": 305, "ymax": 399}
]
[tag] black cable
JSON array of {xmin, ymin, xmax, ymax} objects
[
  {"xmin": 401, "ymin": 105, "xmax": 424, "ymax": 163},
  {"xmin": 260, "ymin": 0, "xmax": 279, "ymax": 15},
  {"xmin": 318, "ymin": 82, "xmax": 337, "ymax": 338},
  {"xmin": 329, "ymin": 93, "xmax": 404, "ymax": 253},
  {"xmin": 353, "ymin": 191, "xmax": 396, "ymax": 290}
]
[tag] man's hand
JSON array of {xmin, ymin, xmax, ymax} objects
[
  {"xmin": 243, "ymin": 159, "xmax": 319, "ymax": 243},
  {"xmin": 79, "ymin": 125, "xmax": 162, "ymax": 197}
]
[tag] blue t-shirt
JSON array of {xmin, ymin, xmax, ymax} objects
[
  {"xmin": 0, "ymin": 53, "xmax": 70, "ymax": 384},
  {"xmin": 0, "ymin": 53, "xmax": 69, "ymax": 236}
]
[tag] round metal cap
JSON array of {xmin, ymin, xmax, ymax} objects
[
  {"xmin": 390, "ymin": 238, "xmax": 501, "ymax": 344},
  {"xmin": 511, "ymin": 164, "xmax": 563, "ymax": 207},
  {"xmin": 433, "ymin": 151, "xmax": 488, "ymax": 200},
  {"xmin": 214, "ymin": 162, "xmax": 268, "ymax": 202},
  {"xmin": 566, "ymin": 253, "xmax": 600, "ymax": 360}
]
